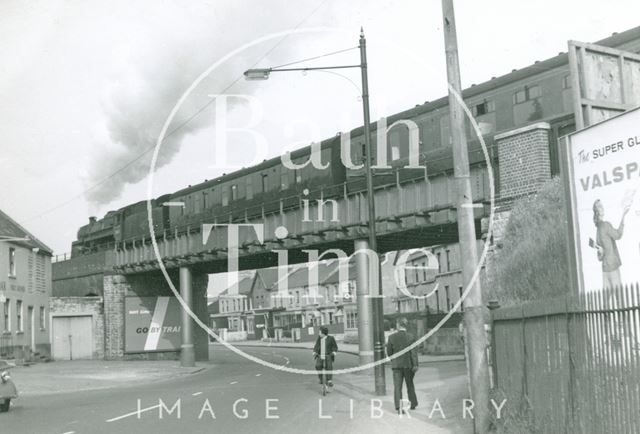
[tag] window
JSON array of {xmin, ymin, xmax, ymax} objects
[
  {"xmin": 445, "ymin": 250, "xmax": 451, "ymax": 272},
  {"xmin": 472, "ymin": 100, "xmax": 495, "ymax": 116},
  {"xmin": 513, "ymin": 85, "xmax": 541, "ymax": 104},
  {"xmin": 459, "ymin": 286, "xmax": 464, "ymax": 312},
  {"xmin": 246, "ymin": 178, "xmax": 253, "ymax": 200},
  {"xmin": 40, "ymin": 306, "xmax": 45, "ymax": 329},
  {"xmin": 231, "ymin": 184, "xmax": 238, "ymax": 201},
  {"xmin": 280, "ymin": 171, "xmax": 289, "ymax": 189},
  {"xmin": 422, "ymin": 262, "xmax": 427, "ymax": 281},
  {"xmin": 445, "ymin": 286, "xmax": 451, "ymax": 311},
  {"xmin": 222, "ymin": 189, "xmax": 229, "ymax": 206},
  {"xmin": 3, "ymin": 299, "xmax": 9, "ymax": 331},
  {"xmin": 261, "ymin": 174, "xmax": 268, "ymax": 192},
  {"xmin": 346, "ymin": 311, "xmax": 358, "ymax": 329},
  {"xmin": 528, "ymin": 85, "xmax": 541, "ymax": 99},
  {"xmin": 295, "ymin": 291, "xmax": 300, "ymax": 305},
  {"xmin": 436, "ymin": 252, "xmax": 442, "ymax": 274},
  {"xmin": 16, "ymin": 300, "xmax": 22, "ymax": 332},
  {"xmin": 8, "ymin": 247, "xmax": 16, "ymax": 277},
  {"xmin": 202, "ymin": 192, "xmax": 208, "ymax": 209},
  {"xmin": 435, "ymin": 288, "xmax": 440, "ymax": 312},
  {"xmin": 562, "ymin": 74, "xmax": 571, "ymax": 89}
]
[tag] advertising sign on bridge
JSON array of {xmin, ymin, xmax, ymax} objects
[
  {"xmin": 125, "ymin": 296, "xmax": 182, "ymax": 353},
  {"xmin": 563, "ymin": 107, "xmax": 640, "ymax": 292}
]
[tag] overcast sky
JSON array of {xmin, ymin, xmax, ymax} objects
[{"xmin": 1, "ymin": 0, "xmax": 639, "ymax": 254}]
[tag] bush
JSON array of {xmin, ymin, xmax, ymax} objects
[{"xmin": 489, "ymin": 177, "xmax": 570, "ymax": 305}]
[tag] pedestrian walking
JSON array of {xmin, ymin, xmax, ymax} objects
[{"xmin": 386, "ymin": 317, "xmax": 418, "ymax": 414}]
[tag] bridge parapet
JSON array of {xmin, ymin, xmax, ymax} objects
[{"xmin": 113, "ymin": 168, "xmax": 492, "ymax": 274}]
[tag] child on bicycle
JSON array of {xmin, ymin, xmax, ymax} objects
[{"xmin": 313, "ymin": 326, "xmax": 338, "ymax": 387}]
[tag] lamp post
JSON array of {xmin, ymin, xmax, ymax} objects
[{"xmin": 244, "ymin": 28, "xmax": 386, "ymax": 395}]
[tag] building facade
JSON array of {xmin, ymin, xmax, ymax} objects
[{"xmin": 0, "ymin": 210, "xmax": 53, "ymax": 361}]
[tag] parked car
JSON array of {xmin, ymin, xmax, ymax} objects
[{"xmin": 0, "ymin": 360, "xmax": 17, "ymax": 412}]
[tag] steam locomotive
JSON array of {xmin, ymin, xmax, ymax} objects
[{"xmin": 70, "ymin": 28, "xmax": 640, "ymax": 257}]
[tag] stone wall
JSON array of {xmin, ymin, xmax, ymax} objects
[
  {"xmin": 103, "ymin": 274, "xmax": 127, "ymax": 360},
  {"xmin": 49, "ymin": 296, "xmax": 105, "ymax": 359}
]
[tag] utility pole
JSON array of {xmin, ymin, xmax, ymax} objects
[
  {"xmin": 359, "ymin": 28, "xmax": 386, "ymax": 396},
  {"xmin": 441, "ymin": 1, "xmax": 490, "ymax": 432}
]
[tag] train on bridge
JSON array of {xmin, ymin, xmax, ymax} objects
[{"xmin": 69, "ymin": 27, "xmax": 640, "ymax": 259}]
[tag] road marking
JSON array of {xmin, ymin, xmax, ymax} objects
[
  {"xmin": 255, "ymin": 373, "xmax": 261, "ymax": 377},
  {"xmin": 283, "ymin": 357, "xmax": 290, "ymax": 365},
  {"xmin": 61, "ymin": 431, "xmax": 76, "ymax": 434},
  {"xmin": 230, "ymin": 381, "xmax": 238, "ymax": 385},
  {"xmin": 192, "ymin": 392, "xmax": 203, "ymax": 396},
  {"xmin": 106, "ymin": 404, "xmax": 161, "ymax": 423}
]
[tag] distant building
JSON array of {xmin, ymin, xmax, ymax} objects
[{"xmin": 0, "ymin": 209, "xmax": 53, "ymax": 361}]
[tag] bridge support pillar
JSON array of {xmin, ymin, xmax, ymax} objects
[
  {"xmin": 354, "ymin": 239, "xmax": 374, "ymax": 371},
  {"xmin": 180, "ymin": 266, "xmax": 196, "ymax": 367}
]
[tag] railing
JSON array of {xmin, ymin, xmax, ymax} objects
[
  {"xmin": 52, "ymin": 253, "xmax": 71, "ymax": 263},
  {"xmin": 492, "ymin": 285, "xmax": 640, "ymax": 434}
]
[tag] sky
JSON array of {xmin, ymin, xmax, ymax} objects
[{"xmin": 1, "ymin": 0, "xmax": 640, "ymax": 255}]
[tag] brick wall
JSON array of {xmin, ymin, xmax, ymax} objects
[
  {"xmin": 496, "ymin": 122, "xmax": 552, "ymax": 199},
  {"xmin": 484, "ymin": 122, "xmax": 554, "ymax": 293},
  {"xmin": 49, "ymin": 296, "xmax": 105, "ymax": 359}
]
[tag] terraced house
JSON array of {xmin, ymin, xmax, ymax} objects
[{"xmin": 0, "ymin": 209, "xmax": 52, "ymax": 361}]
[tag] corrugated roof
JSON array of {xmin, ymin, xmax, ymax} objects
[{"xmin": 0, "ymin": 209, "xmax": 52, "ymax": 254}]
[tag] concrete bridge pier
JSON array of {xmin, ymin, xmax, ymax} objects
[
  {"xmin": 180, "ymin": 266, "xmax": 196, "ymax": 367},
  {"xmin": 354, "ymin": 239, "xmax": 374, "ymax": 372}
]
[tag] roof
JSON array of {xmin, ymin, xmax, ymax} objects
[
  {"xmin": 0, "ymin": 209, "xmax": 53, "ymax": 254},
  {"xmin": 219, "ymin": 275, "xmax": 254, "ymax": 297},
  {"xmin": 254, "ymin": 267, "xmax": 281, "ymax": 292}
]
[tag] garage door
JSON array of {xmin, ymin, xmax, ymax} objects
[{"xmin": 52, "ymin": 316, "xmax": 93, "ymax": 360}]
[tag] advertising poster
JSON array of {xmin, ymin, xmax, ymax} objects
[
  {"xmin": 566, "ymin": 107, "xmax": 640, "ymax": 292},
  {"xmin": 125, "ymin": 296, "xmax": 182, "ymax": 353}
]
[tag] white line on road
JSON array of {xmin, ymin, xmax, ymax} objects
[
  {"xmin": 230, "ymin": 381, "xmax": 238, "ymax": 385},
  {"xmin": 61, "ymin": 431, "xmax": 76, "ymax": 434},
  {"xmin": 192, "ymin": 392, "xmax": 203, "ymax": 396},
  {"xmin": 255, "ymin": 374, "xmax": 261, "ymax": 376},
  {"xmin": 106, "ymin": 404, "xmax": 161, "ymax": 423}
]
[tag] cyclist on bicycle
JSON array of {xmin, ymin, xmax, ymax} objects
[{"xmin": 313, "ymin": 326, "xmax": 338, "ymax": 387}]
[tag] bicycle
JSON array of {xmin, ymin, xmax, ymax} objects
[{"xmin": 314, "ymin": 352, "xmax": 335, "ymax": 396}]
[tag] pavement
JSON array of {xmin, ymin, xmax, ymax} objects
[
  {"xmin": 212, "ymin": 339, "xmax": 466, "ymax": 364},
  {"xmin": 6, "ymin": 360, "xmax": 209, "ymax": 396},
  {"xmin": 0, "ymin": 346, "xmax": 473, "ymax": 433}
]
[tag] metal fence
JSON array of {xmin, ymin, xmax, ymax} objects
[{"xmin": 492, "ymin": 285, "xmax": 640, "ymax": 434}]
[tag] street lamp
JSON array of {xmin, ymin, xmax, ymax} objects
[{"xmin": 244, "ymin": 28, "xmax": 386, "ymax": 396}]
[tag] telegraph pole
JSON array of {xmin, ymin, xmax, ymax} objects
[
  {"xmin": 359, "ymin": 28, "xmax": 386, "ymax": 396},
  {"xmin": 441, "ymin": 1, "xmax": 490, "ymax": 432}
]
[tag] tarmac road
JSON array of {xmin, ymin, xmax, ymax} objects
[{"xmin": 0, "ymin": 346, "xmax": 468, "ymax": 434}]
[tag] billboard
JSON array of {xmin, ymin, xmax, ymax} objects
[
  {"xmin": 568, "ymin": 41, "xmax": 640, "ymax": 129},
  {"xmin": 125, "ymin": 296, "xmax": 182, "ymax": 353},
  {"xmin": 563, "ymin": 107, "xmax": 640, "ymax": 292}
]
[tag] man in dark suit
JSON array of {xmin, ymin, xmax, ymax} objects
[
  {"xmin": 313, "ymin": 326, "xmax": 338, "ymax": 386},
  {"xmin": 386, "ymin": 317, "xmax": 419, "ymax": 413}
]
